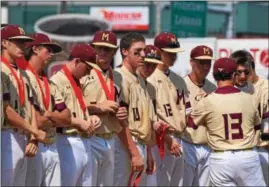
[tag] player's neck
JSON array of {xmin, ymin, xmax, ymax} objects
[
  {"xmin": 2, "ymin": 51, "xmax": 15, "ymax": 65},
  {"xmin": 66, "ymin": 63, "xmax": 79, "ymax": 79},
  {"xmin": 97, "ymin": 62, "xmax": 110, "ymax": 73},
  {"xmin": 136, "ymin": 69, "xmax": 146, "ymax": 80},
  {"xmin": 29, "ymin": 58, "xmax": 44, "ymax": 75},
  {"xmin": 189, "ymin": 72, "xmax": 205, "ymax": 87},
  {"xmin": 217, "ymin": 80, "xmax": 234, "ymax": 88},
  {"xmin": 157, "ymin": 64, "xmax": 169, "ymax": 73},
  {"xmin": 123, "ymin": 60, "xmax": 136, "ymax": 75}
]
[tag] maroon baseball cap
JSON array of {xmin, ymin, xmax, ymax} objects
[
  {"xmin": 213, "ymin": 58, "xmax": 237, "ymax": 74},
  {"xmin": 191, "ymin": 45, "xmax": 214, "ymax": 60},
  {"xmin": 91, "ymin": 30, "xmax": 117, "ymax": 48},
  {"xmin": 70, "ymin": 44, "xmax": 101, "ymax": 71},
  {"xmin": 1, "ymin": 25, "xmax": 33, "ymax": 41},
  {"xmin": 154, "ymin": 32, "xmax": 184, "ymax": 53},
  {"xmin": 25, "ymin": 33, "xmax": 62, "ymax": 53},
  {"xmin": 144, "ymin": 45, "xmax": 163, "ymax": 64}
]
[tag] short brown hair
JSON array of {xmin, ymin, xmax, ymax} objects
[{"xmin": 120, "ymin": 32, "xmax": 145, "ymax": 59}]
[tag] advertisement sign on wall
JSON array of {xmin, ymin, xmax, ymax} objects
[{"xmin": 90, "ymin": 7, "xmax": 149, "ymax": 31}]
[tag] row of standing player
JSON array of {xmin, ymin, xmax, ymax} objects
[{"xmin": 1, "ymin": 24, "xmax": 268, "ymax": 186}]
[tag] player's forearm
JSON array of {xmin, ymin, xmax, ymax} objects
[
  {"xmin": 147, "ymin": 144, "xmax": 153, "ymax": 152},
  {"xmin": 70, "ymin": 117, "xmax": 85, "ymax": 129},
  {"xmin": 117, "ymin": 125, "xmax": 140, "ymax": 157},
  {"xmin": 4, "ymin": 103, "xmax": 39, "ymax": 136},
  {"xmin": 30, "ymin": 106, "xmax": 39, "ymax": 140},
  {"xmin": 147, "ymin": 145, "xmax": 153, "ymax": 157},
  {"xmin": 47, "ymin": 109, "xmax": 71, "ymax": 127},
  {"xmin": 37, "ymin": 113, "xmax": 54, "ymax": 129}
]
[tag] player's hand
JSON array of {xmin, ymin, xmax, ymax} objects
[
  {"xmin": 164, "ymin": 135, "xmax": 183, "ymax": 157},
  {"xmin": 25, "ymin": 139, "xmax": 38, "ymax": 157},
  {"xmin": 116, "ymin": 107, "xmax": 128, "ymax": 121},
  {"xmin": 153, "ymin": 120, "xmax": 167, "ymax": 135},
  {"xmin": 35, "ymin": 129, "xmax": 47, "ymax": 143},
  {"xmin": 78, "ymin": 120, "xmax": 92, "ymax": 133},
  {"xmin": 86, "ymin": 115, "xmax": 101, "ymax": 135},
  {"xmin": 146, "ymin": 149, "xmax": 155, "ymax": 175},
  {"xmin": 98, "ymin": 100, "xmax": 119, "ymax": 113},
  {"xmin": 131, "ymin": 153, "xmax": 144, "ymax": 173},
  {"xmin": 88, "ymin": 115, "xmax": 101, "ymax": 126}
]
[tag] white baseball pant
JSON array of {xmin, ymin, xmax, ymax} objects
[
  {"xmin": 209, "ymin": 148, "xmax": 266, "ymax": 186},
  {"xmin": 113, "ymin": 136, "xmax": 147, "ymax": 186},
  {"xmin": 1, "ymin": 129, "xmax": 28, "ymax": 186},
  {"xmin": 153, "ymin": 136, "xmax": 184, "ymax": 186},
  {"xmin": 91, "ymin": 135, "xmax": 115, "ymax": 186},
  {"xmin": 182, "ymin": 140, "xmax": 211, "ymax": 186},
  {"xmin": 257, "ymin": 147, "xmax": 269, "ymax": 186},
  {"xmin": 145, "ymin": 172, "xmax": 157, "ymax": 186},
  {"xmin": 56, "ymin": 134, "xmax": 92, "ymax": 186},
  {"xmin": 25, "ymin": 142, "xmax": 60, "ymax": 186}
]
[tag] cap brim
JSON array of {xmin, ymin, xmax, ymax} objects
[
  {"xmin": 162, "ymin": 47, "xmax": 185, "ymax": 53},
  {"xmin": 85, "ymin": 61, "xmax": 102, "ymax": 71},
  {"xmin": 41, "ymin": 43, "xmax": 62, "ymax": 53},
  {"xmin": 193, "ymin": 56, "xmax": 214, "ymax": 60},
  {"xmin": 92, "ymin": 42, "xmax": 117, "ymax": 49},
  {"xmin": 144, "ymin": 58, "xmax": 163, "ymax": 64},
  {"xmin": 9, "ymin": 36, "xmax": 34, "ymax": 41}
]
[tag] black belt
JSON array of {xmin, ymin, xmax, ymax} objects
[{"xmin": 56, "ymin": 127, "xmax": 64, "ymax": 134}]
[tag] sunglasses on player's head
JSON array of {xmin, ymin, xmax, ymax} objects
[{"xmin": 235, "ymin": 69, "xmax": 250, "ymax": 75}]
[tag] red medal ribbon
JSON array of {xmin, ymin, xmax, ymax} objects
[
  {"xmin": 63, "ymin": 65, "xmax": 86, "ymax": 113},
  {"xmin": 1, "ymin": 57, "xmax": 25, "ymax": 106},
  {"xmin": 27, "ymin": 64, "xmax": 50, "ymax": 110},
  {"xmin": 156, "ymin": 124, "xmax": 168, "ymax": 160},
  {"xmin": 95, "ymin": 68, "xmax": 115, "ymax": 101},
  {"xmin": 128, "ymin": 171, "xmax": 143, "ymax": 187}
]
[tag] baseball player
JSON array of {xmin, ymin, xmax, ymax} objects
[
  {"xmin": 147, "ymin": 32, "xmax": 189, "ymax": 186},
  {"xmin": 113, "ymin": 32, "xmax": 154, "ymax": 186},
  {"xmin": 230, "ymin": 50, "xmax": 269, "ymax": 185},
  {"xmin": 23, "ymin": 33, "xmax": 72, "ymax": 186},
  {"xmin": 50, "ymin": 44, "xmax": 101, "ymax": 186},
  {"xmin": 80, "ymin": 31, "xmax": 127, "ymax": 186},
  {"xmin": 136, "ymin": 44, "xmax": 165, "ymax": 186},
  {"xmin": 1, "ymin": 25, "xmax": 46, "ymax": 186},
  {"xmin": 187, "ymin": 57, "xmax": 266, "ymax": 186},
  {"xmin": 182, "ymin": 45, "xmax": 216, "ymax": 186}
]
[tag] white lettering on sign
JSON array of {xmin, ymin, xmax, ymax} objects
[
  {"xmin": 175, "ymin": 16, "xmax": 202, "ymax": 26},
  {"xmin": 175, "ymin": 2, "xmax": 206, "ymax": 12}
]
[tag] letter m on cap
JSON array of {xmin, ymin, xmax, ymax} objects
[
  {"xmin": 203, "ymin": 47, "xmax": 210, "ymax": 55},
  {"xmin": 18, "ymin": 27, "xmax": 25, "ymax": 35},
  {"xmin": 151, "ymin": 49, "xmax": 156, "ymax": 56},
  {"xmin": 101, "ymin": 33, "xmax": 109, "ymax": 41}
]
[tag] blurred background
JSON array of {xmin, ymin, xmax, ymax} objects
[{"xmin": 1, "ymin": 1, "xmax": 268, "ymax": 81}]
